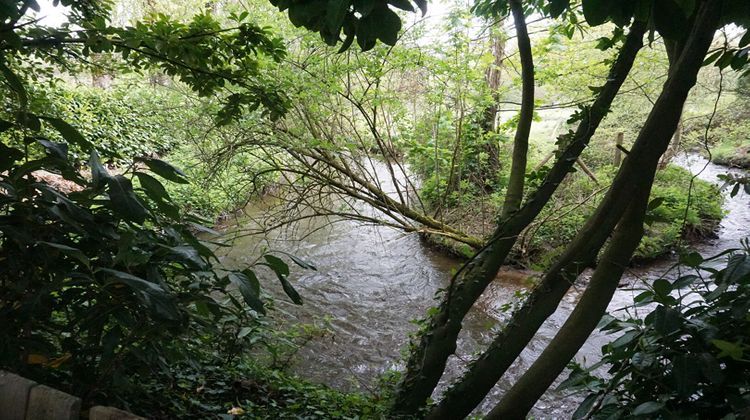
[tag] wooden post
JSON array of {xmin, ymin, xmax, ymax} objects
[{"xmin": 614, "ymin": 132, "xmax": 624, "ymax": 166}]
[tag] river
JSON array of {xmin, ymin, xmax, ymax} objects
[{"xmin": 217, "ymin": 152, "xmax": 749, "ymax": 418}]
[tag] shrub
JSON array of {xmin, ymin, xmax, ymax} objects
[
  {"xmin": 563, "ymin": 245, "xmax": 750, "ymax": 419},
  {"xmin": 0, "ymin": 123, "xmax": 302, "ymax": 405}
]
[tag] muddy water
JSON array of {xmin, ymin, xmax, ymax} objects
[{"xmin": 218, "ymin": 153, "xmax": 749, "ymax": 418}]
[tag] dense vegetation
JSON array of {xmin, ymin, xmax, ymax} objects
[{"xmin": 1, "ymin": 0, "xmax": 749, "ymax": 418}]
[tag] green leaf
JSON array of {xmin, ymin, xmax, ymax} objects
[
  {"xmin": 388, "ymin": 0, "xmax": 414, "ymax": 12},
  {"xmin": 0, "ymin": 118, "xmax": 13, "ymax": 132},
  {"xmin": 548, "ymin": 0, "xmax": 570, "ymax": 18},
  {"xmin": 703, "ymin": 49, "xmax": 724, "ymax": 66},
  {"xmin": 0, "ymin": 142, "xmax": 24, "ymax": 172},
  {"xmin": 37, "ymin": 139, "xmax": 68, "ymax": 160},
  {"xmin": 263, "ymin": 254, "xmax": 302, "ymax": 304},
  {"xmin": 680, "ymin": 251, "xmax": 703, "ymax": 268},
  {"xmin": 672, "ymin": 274, "xmax": 698, "ymax": 289},
  {"xmin": 264, "ymin": 254, "xmax": 290, "ymax": 276},
  {"xmin": 653, "ymin": 306, "xmax": 682, "ymax": 334},
  {"xmin": 413, "ymin": 0, "xmax": 427, "ymax": 15},
  {"xmin": 287, "ymin": 254, "xmax": 317, "ymax": 271},
  {"xmin": 0, "ymin": 60, "xmax": 28, "ymax": 108},
  {"xmin": 99, "ymin": 268, "xmax": 182, "ymax": 321},
  {"xmin": 136, "ymin": 172, "xmax": 171, "ymax": 202},
  {"xmin": 631, "ymin": 352, "xmax": 655, "ymax": 369},
  {"xmin": 168, "ymin": 245, "xmax": 207, "ymax": 269},
  {"xmin": 353, "ymin": 0, "xmax": 375, "ymax": 15},
  {"xmin": 647, "ymin": 197, "xmax": 665, "ymax": 210},
  {"xmin": 279, "ymin": 273, "xmax": 303, "ymax": 305},
  {"xmin": 572, "ymin": 394, "xmax": 598, "ymax": 419},
  {"xmin": 356, "ymin": 13, "xmax": 377, "ymax": 51},
  {"xmin": 140, "ymin": 158, "xmax": 189, "ymax": 184},
  {"xmin": 371, "ymin": 5, "xmax": 401, "ymax": 45},
  {"xmin": 189, "ymin": 222, "xmax": 222, "ymax": 236},
  {"xmin": 581, "ymin": 0, "xmax": 614, "ymax": 26},
  {"xmin": 632, "ymin": 401, "xmax": 664, "ymax": 416},
  {"xmin": 41, "ymin": 117, "xmax": 93, "ymax": 151},
  {"xmin": 38, "ymin": 241, "xmax": 90, "ymax": 268},
  {"xmin": 740, "ymin": 30, "xmax": 750, "ymax": 48},
  {"xmin": 652, "ymin": 278, "xmax": 672, "ymax": 297},
  {"xmin": 242, "ymin": 269, "xmax": 261, "ymax": 296},
  {"xmin": 107, "ymin": 175, "xmax": 149, "ymax": 224},
  {"xmin": 724, "ymin": 254, "xmax": 750, "ymax": 284},
  {"xmin": 326, "ymin": 0, "xmax": 349, "ymax": 33},
  {"xmin": 711, "ymin": 339, "xmax": 744, "ymax": 360},
  {"xmin": 229, "ymin": 271, "xmax": 265, "ymax": 314},
  {"xmin": 89, "ymin": 150, "xmax": 110, "ymax": 188},
  {"xmin": 611, "ymin": 330, "xmax": 639, "ymax": 348}
]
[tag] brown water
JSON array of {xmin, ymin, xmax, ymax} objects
[{"xmin": 217, "ymin": 152, "xmax": 749, "ymax": 418}]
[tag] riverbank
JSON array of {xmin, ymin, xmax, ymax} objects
[
  {"xmin": 419, "ymin": 161, "xmax": 724, "ymax": 269},
  {"xmin": 714, "ymin": 144, "xmax": 750, "ymax": 168}
]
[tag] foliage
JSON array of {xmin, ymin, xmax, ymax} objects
[
  {"xmin": 0, "ymin": 124, "xmax": 305, "ymax": 400},
  {"xmin": 162, "ymin": 142, "xmax": 278, "ymax": 219},
  {"xmin": 0, "ymin": 83, "xmax": 183, "ymax": 162},
  {"xmin": 2, "ymin": 1, "xmax": 288, "ymax": 125},
  {"xmin": 563, "ymin": 245, "xmax": 750, "ymax": 419},
  {"xmin": 268, "ymin": 0, "xmax": 427, "ymax": 52},
  {"xmin": 118, "ymin": 354, "xmax": 388, "ymax": 419},
  {"xmin": 0, "ymin": 0, "xmax": 309, "ymax": 407},
  {"xmin": 508, "ymin": 164, "xmax": 722, "ymax": 268}
]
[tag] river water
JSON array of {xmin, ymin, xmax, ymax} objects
[{"xmin": 217, "ymin": 152, "xmax": 749, "ymax": 418}]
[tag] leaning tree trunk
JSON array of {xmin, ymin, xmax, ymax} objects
[
  {"xmin": 500, "ymin": 0, "xmax": 534, "ymax": 218},
  {"xmin": 486, "ymin": 174, "xmax": 652, "ymax": 419},
  {"xmin": 388, "ymin": 20, "xmax": 647, "ymax": 417},
  {"xmin": 427, "ymin": 3, "xmax": 720, "ymax": 418},
  {"xmin": 485, "ymin": 5, "xmax": 721, "ymax": 417}
]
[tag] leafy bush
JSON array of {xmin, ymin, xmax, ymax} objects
[
  {"xmin": 116, "ymin": 355, "xmax": 387, "ymax": 419},
  {"xmin": 38, "ymin": 85, "xmax": 182, "ymax": 161},
  {"xmin": 162, "ymin": 132, "xmax": 279, "ymax": 220},
  {"xmin": 0, "ymin": 109, "xmax": 303, "ymax": 405},
  {"xmin": 563, "ymin": 245, "xmax": 750, "ymax": 419},
  {"xmin": 525, "ymin": 165, "xmax": 723, "ymax": 268},
  {"xmin": 0, "ymin": 83, "xmax": 183, "ymax": 163}
]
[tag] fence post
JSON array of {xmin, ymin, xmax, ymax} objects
[{"xmin": 614, "ymin": 132, "xmax": 624, "ymax": 166}]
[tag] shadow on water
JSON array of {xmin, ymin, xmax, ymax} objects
[{"xmin": 216, "ymin": 152, "xmax": 749, "ymax": 418}]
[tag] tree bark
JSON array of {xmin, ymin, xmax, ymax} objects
[
  {"xmin": 480, "ymin": 22, "xmax": 506, "ymax": 184},
  {"xmin": 388, "ymin": 20, "xmax": 646, "ymax": 417},
  {"xmin": 426, "ymin": 3, "xmax": 720, "ymax": 418},
  {"xmin": 486, "ymin": 171, "xmax": 652, "ymax": 420},
  {"xmin": 501, "ymin": 0, "xmax": 534, "ymax": 218}
]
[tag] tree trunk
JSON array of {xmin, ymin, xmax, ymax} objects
[
  {"xmin": 501, "ymin": 0, "xmax": 534, "ymax": 218},
  {"xmin": 486, "ymin": 180, "xmax": 651, "ymax": 419},
  {"xmin": 480, "ymin": 22, "xmax": 506, "ymax": 185},
  {"xmin": 388, "ymin": 20, "xmax": 646, "ymax": 417},
  {"xmin": 426, "ymin": 3, "xmax": 719, "ymax": 417}
]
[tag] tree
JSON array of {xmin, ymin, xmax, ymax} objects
[{"xmin": 267, "ymin": 0, "xmax": 750, "ymax": 417}]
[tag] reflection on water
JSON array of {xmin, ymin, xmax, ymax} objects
[{"xmin": 217, "ymin": 153, "xmax": 749, "ymax": 418}]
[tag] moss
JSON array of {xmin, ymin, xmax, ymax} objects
[{"xmin": 713, "ymin": 144, "xmax": 750, "ymax": 169}]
